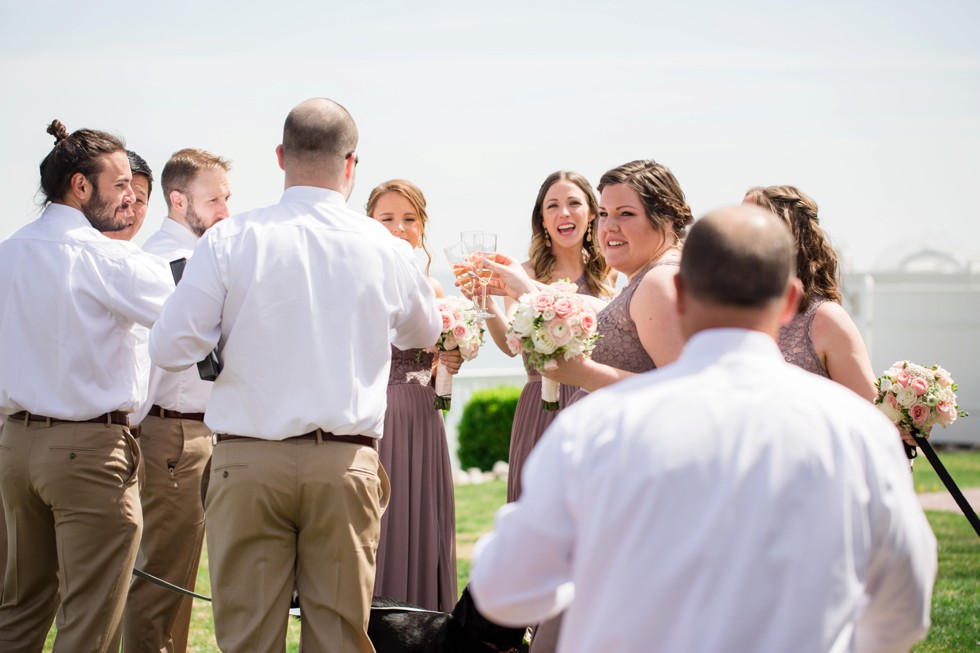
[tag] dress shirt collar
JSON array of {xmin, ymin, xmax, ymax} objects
[
  {"xmin": 683, "ymin": 328, "xmax": 784, "ymax": 363},
  {"xmin": 41, "ymin": 202, "xmax": 100, "ymax": 233},
  {"xmin": 281, "ymin": 185, "xmax": 348, "ymax": 206},
  {"xmin": 158, "ymin": 217, "xmax": 200, "ymax": 248}
]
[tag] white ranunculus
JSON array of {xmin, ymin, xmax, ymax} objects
[
  {"xmin": 878, "ymin": 402, "xmax": 903, "ymax": 424},
  {"xmin": 511, "ymin": 309, "xmax": 535, "ymax": 336}
]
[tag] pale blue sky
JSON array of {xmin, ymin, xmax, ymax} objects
[{"xmin": 2, "ymin": 0, "xmax": 979, "ymax": 271}]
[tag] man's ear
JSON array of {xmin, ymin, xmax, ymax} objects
[
  {"xmin": 275, "ymin": 144, "xmax": 285, "ymax": 171},
  {"xmin": 69, "ymin": 172, "xmax": 91, "ymax": 201},
  {"xmin": 169, "ymin": 189, "xmax": 186, "ymax": 214},
  {"xmin": 779, "ymin": 277, "xmax": 803, "ymax": 326}
]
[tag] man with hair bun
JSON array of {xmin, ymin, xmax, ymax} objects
[
  {"xmin": 105, "ymin": 149, "xmax": 155, "ymax": 242},
  {"xmin": 0, "ymin": 120, "xmax": 174, "ymax": 651},
  {"xmin": 120, "ymin": 148, "xmax": 231, "ymax": 653},
  {"xmin": 150, "ymin": 99, "xmax": 440, "ymax": 652},
  {"xmin": 471, "ymin": 205, "xmax": 937, "ymax": 653}
]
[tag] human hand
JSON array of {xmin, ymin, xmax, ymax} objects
[
  {"xmin": 439, "ymin": 349, "xmax": 463, "ymax": 375},
  {"xmin": 538, "ymin": 355, "xmax": 590, "ymax": 386},
  {"xmin": 479, "ymin": 253, "xmax": 539, "ymax": 299}
]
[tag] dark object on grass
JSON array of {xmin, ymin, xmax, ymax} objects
[
  {"xmin": 913, "ymin": 436, "xmax": 980, "ymax": 538},
  {"xmin": 293, "ymin": 585, "xmax": 527, "ymax": 652}
]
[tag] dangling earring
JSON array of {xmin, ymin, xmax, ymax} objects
[
  {"xmin": 544, "ymin": 232, "xmax": 551, "ymax": 248},
  {"xmin": 585, "ymin": 224, "xmax": 593, "ymax": 243}
]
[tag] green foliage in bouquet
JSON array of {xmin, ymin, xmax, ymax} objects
[{"xmin": 457, "ymin": 385, "xmax": 521, "ymax": 471}]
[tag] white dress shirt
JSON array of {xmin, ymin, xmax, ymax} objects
[
  {"xmin": 0, "ymin": 203, "xmax": 175, "ymax": 419},
  {"xmin": 131, "ymin": 218, "xmax": 213, "ymax": 424},
  {"xmin": 471, "ymin": 329, "xmax": 937, "ymax": 653},
  {"xmin": 149, "ymin": 186, "xmax": 441, "ymax": 440}
]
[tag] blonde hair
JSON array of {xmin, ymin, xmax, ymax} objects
[
  {"xmin": 365, "ymin": 179, "xmax": 432, "ymax": 274},
  {"xmin": 528, "ymin": 171, "xmax": 613, "ymax": 298},
  {"xmin": 161, "ymin": 148, "xmax": 231, "ymax": 209},
  {"xmin": 744, "ymin": 185, "xmax": 841, "ymax": 311}
]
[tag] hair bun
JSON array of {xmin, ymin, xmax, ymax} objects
[{"xmin": 46, "ymin": 119, "xmax": 69, "ymax": 143}]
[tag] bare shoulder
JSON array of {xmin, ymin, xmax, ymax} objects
[
  {"xmin": 810, "ymin": 301, "xmax": 861, "ymax": 343},
  {"xmin": 428, "ymin": 276, "xmax": 445, "ymax": 298},
  {"xmin": 635, "ymin": 263, "xmax": 679, "ymax": 302}
]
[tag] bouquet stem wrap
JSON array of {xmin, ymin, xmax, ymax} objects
[
  {"xmin": 434, "ymin": 358, "xmax": 453, "ymax": 410},
  {"xmin": 541, "ymin": 377, "xmax": 560, "ymax": 411}
]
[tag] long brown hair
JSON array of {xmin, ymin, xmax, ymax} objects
[
  {"xmin": 528, "ymin": 171, "xmax": 613, "ymax": 298},
  {"xmin": 744, "ymin": 185, "xmax": 841, "ymax": 311},
  {"xmin": 597, "ymin": 159, "xmax": 693, "ymax": 246},
  {"xmin": 365, "ymin": 179, "xmax": 432, "ymax": 274}
]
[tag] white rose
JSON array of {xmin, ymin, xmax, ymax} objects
[
  {"xmin": 896, "ymin": 386, "xmax": 918, "ymax": 409},
  {"xmin": 531, "ymin": 329, "xmax": 558, "ymax": 355},
  {"xmin": 878, "ymin": 402, "xmax": 903, "ymax": 425},
  {"xmin": 879, "ymin": 378, "xmax": 892, "ymax": 393},
  {"xmin": 511, "ymin": 310, "xmax": 534, "ymax": 336}
]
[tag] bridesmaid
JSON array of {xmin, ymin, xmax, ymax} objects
[
  {"xmin": 493, "ymin": 160, "xmax": 692, "ymax": 398},
  {"xmin": 743, "ymin": 185, "xmax": 876, "ymax": 401},
  {"xmin": 478, "ymin": 171, "xmax": 614, "ymax": 502},
  {"xmin": 366, "ymin": 179, "xmax": 459, "ymax": 611}
]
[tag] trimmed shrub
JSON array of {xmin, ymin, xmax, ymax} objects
[{"xmin": 457, "ymin": 385, "xmax": 521, "ymax": 471}]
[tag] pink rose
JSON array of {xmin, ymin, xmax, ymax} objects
[
  {"xmin": 553, "ymin": 297, "xmax": 574, "ymax": 318},
  {"xmin": 506, "ymin": 333, "xmax": 523, "ymax": 355},
  {"xmin": 453, "ymin": 323, "xmax": 468, "ymax": 339},
  {"xmin": 936, "ymin": 401, "xmax": 958, "ymax": 425},
  {"xmin": 895, "ymin": 370, "xmax": 911, "ymax": 388},
  {"xmin": 910, "ymin": 403, "xmax": 930, "ymax": 425},
  {"xmin": 532, "ymin": 294, "xmax": 555, "ymax": 314},
  {"xmin": 911, "ymin": 377, "xmax": 929, "ymax": 396},
  {"xmin": 579, "ymin": 313, "xmax": 596, "ymax": 334},
  {"xmin": 440, "ymin": 313, "xmax": 453, "ymax": 332},
  {"xmin": 885, "ymin": 393, "xmax": 899, "ymax": 407}
]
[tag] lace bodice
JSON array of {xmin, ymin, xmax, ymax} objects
[
  {"xmin": 590, "ymin": 260, "xmax": 678, "ymax": 374},
  {"xmin": 389, "ymin": 345, "xmax": 435, "ymax": 386},
  {"xmin": 778, "ymin": 297, "xmax": 830, "ymax": 378}
]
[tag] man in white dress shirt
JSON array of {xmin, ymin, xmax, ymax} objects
[
  {"xmin": 0, "ymin": 121, "xmax": 174, "ymax": 651},
  {"xmin": 122, "ymin": 148, "xmax": 231, "ymax": 653},
  {"xmin": 150, "ymin": 98, "xmax": 441, "ymax": 653},
  {"xmin": 470, "ymin": 205, "xmax": 937, "ymax": 653}
]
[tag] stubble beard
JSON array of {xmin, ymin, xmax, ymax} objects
[{"xmin": 82, "ymin": 181, "xmax": 129, "ymax": 232}]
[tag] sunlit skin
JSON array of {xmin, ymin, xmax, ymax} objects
[
  {"xmin": 105, "ymin": 173, "xmax": 149, "ymax": 241},
  {"xmin": 370, "ymin": 191, "xmax": 423, "ymax": 249},
  {"xmin": 541, "ymin": 179, "xmax": 591, "ymax": 252},
  {"xmin": 598, "ymin": 183, "xmax": 673, "ymax": 279},
  {"xmin": 64, "ymin": 150, "xmax": 135, "ymax": 233},
  {"xmin": 171, "ymin": 167, "xmax": 231, "ymax": 236}
]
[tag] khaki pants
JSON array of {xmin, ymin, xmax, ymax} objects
[
  {"xmin": 206, "ymin": 437, "xmax": 389, "ymax": 653},
  {"xmin": 0, "ymin": 418, "xmax": 142, "ymax": 652},
  {"xmin": 122, "ymin": 415, "xmax": 212, "ymax": 653}
]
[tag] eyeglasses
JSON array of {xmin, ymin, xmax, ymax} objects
[{"xmin": 346, "ymin": 152, "xmax": 359, "ymax": 166}]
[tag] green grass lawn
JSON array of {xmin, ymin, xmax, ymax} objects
[{"xmin": 43, "ymin": 452, "xmax": 978, "ymax": 651}]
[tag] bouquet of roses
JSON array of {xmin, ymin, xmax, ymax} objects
[
  {"xmin": 875, "ymin": 361, "xmax": 968, "ymax": 438},
  {"xmin": 506, "ymin": 280, "xmax": 600, "ymax": 410},
  {"xmin": 432, "ymin": 296, "xmax": 483, "ymax": 410}
]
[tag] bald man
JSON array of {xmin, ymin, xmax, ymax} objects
[
  {"xmin": 149, "ymin": 98, "xmax": 440, "ymax": 652},
  {"xmin": 471, "ymin": 205, "xmax": 937, "ymax": 653}
]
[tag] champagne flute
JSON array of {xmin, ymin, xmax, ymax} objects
[
  {"xmin": 461, "ymin": 231, "xmax": 497, "ymax": 318},
  {"xmin": 443, "ymin": 243, "xmax": 488, "ymax": 318}
]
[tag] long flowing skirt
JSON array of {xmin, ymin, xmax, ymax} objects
[
  {"xmin": 374, "ymin": 383, "xmax": 457, "ymax": 611},
  {"xmin": 506, "ymin": 379, "xmax": 581, "ymax": 503}
]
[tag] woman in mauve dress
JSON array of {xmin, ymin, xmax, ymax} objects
[
  {"xmin": 742, "ymin": 185, "xmax": 876, "ymax": 400},
  {"xmin": 482, "ymin": 160, "xmax": 693, "ymax": 653},
  {"xmin": 366, "ymin": 179, "xmax": 459, "ymax": 611},
  {"xmin": 475, "ymin": 171, "xmax": 614, "ymax": 503}
]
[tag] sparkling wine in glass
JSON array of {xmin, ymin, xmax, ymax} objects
[
  {"xmin": 462, "ymin": 232, "xmax": 497, "ymax": 318},
  {"xmin": 443, "ymin": 243, "xmax": 487, "ymax": 318}
]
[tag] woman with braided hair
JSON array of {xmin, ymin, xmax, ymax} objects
[{"xmin": 744, "ymin": 185, "xmax": 876, "ymax": 401}]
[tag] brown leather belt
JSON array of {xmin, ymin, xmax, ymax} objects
[
  {"xmin": 151, "ymin": 405, "xmax": 206, "ymax": 421},
  {"xmin": 215, "ymin": 431, "xmax": 376, "ymax": 449},
  {"xmin": 10, "ymin": 411, "xmax": 129, "ymax": 427}
]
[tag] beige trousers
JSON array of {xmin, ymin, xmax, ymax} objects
[
  {"xmin": 206, "ymin": 437, "xmax": 389, "ymax": 653},
  {"xmin": 0, "ymin": 418, "xmax": 142, "ymax": 652},
  {"xmin": 122, "ymin": 415, "xmax": 212, "ymax": 653}
]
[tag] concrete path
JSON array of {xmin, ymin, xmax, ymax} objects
[{"xmin": 918, "ymin": 487, "xmax": 980, "ymax": 513}]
